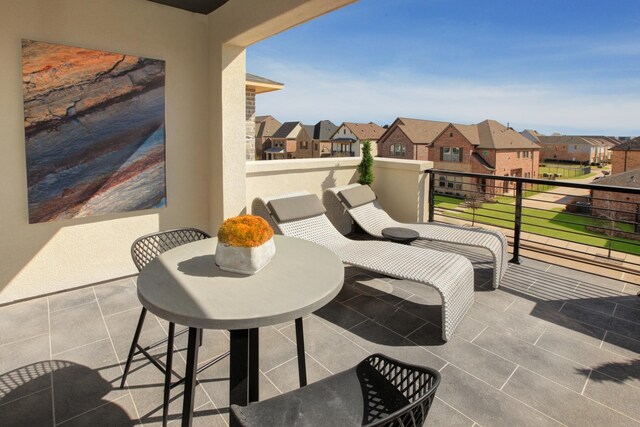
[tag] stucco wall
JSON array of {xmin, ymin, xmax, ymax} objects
[{"xmin": 0, "ymin": 0, "xmax": 211, "ymax": 303}]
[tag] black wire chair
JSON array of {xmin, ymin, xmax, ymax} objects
[
  {"xmin": 120, "ymin": 228, "xmax": 223, "ymax": 426},
  {"xmin": 230, "ymin": 353, "xmax": 441, "ymax": 427}
]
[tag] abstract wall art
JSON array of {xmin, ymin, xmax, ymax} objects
[{"xmin": 22, "ymin": 40, "xmax": 167, "ymax": 223}]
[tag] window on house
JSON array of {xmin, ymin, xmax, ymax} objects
[
  {"xmin": 524, "ymin": 172, "xmax": 531, "ymax": 178},
  {"xmin": 439, "ymin": 176, "xmax": 446, "ymax": 187},
  {"xmin": 444, "ymin": 176, "xmax": 462, "ymax": 190},
  {"xmin": 442, "ymin": 147, "xmax": 462, "ymax": 162},
  {"xmin": 390, "ymin": 144, "xmax": 406, "ymax": 157},
  {"xmin": 449, "ymin": 132, "xmax": 453, "ymax": 138},
  {"xmin": 517, "ymin": 151, "xmax": 521, "ymax": 158}
]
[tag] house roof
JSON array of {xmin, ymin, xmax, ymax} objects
[
  {"xmin": 246, "ymin": 73, "xmax": 284, "ymax": 94},
  {"xmin": 272, "ymin": 121, "xmax": 301, "ymax": 139},
  {"xmin": 592, "ymin": 168, "xmax": 640, "ymax": 188},
  {"xmin": 537, "ymin": 135, "xmax": 617, "ymax": 148},
  {"xmin": 255, "ymin": 116, "xmax": 281, "ymax": 139},
  {"xmin": 313, "ymin": 120, "xmax": 338, "ymax": 140},
  {"xmin": 521, "ymin": 129, "xmax": 543, "ymax": 143},
  {"xmin": 341, "ymin": 122, "xmax": 385, "ymax": 140},
  {"xmin": 385, "ymin": 117, "xmax": 538, "ymax": 150},
  {"xmin": 610, "ymin": 137, "xmax": 640, "ymax": 151},
  {"xmin": 302, "ymin": 125, "xmax": 315, "ymax": 139}
]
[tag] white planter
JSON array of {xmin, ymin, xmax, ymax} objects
[{"xmin": 215, "ymin": 237, "xmax": 276, "ymax": 275}]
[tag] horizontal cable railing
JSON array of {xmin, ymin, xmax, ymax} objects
[{"xmin": 426, "ymin": 170, "xmax": 640, "ymax": 279}]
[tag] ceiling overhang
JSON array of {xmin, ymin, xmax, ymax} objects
[{"xmin": 147, "ymin": 0, "xmax": 229, "ymax": 15}]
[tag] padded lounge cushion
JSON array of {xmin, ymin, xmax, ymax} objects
[
  {"xmin": 268, "ymin": 194, "xmax": 326, "ymax": 223},
  {"xmin": 339, "ymin": 185, "xmax": 376, "ymax": 209}
]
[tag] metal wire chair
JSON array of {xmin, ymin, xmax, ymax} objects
[
  {"xmin": 230, "ymin": 353, "xmax": 441, "ymax": 427},
  {"xmin": 121, "ymin": 227, "xmax": 218, "ymax": 427}
]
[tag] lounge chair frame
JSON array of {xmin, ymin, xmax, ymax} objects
[{"xmin": 253, "ymin": 192, "xmax": 474, "ymax": 341}]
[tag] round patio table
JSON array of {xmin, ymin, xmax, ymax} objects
[{"xmin": 137, "ymin": 235, "xmax": 344, "ymax": 427}]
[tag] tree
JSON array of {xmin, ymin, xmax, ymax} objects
[{"xmin": 358, "ymin": 140, "xmax": 374, "ymax": 185}]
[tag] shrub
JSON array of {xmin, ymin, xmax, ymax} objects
[
  {"xmin": 218, "ymin": 215, "xmax": 274, "ymax": 247},
  {"xmin": 358, "ymin": 140, "xmax": 374, "ymax": 185}
]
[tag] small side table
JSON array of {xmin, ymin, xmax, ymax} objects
[{"xmin": 382, "ymin": 227, "xmax": 419, "ymax": 244}]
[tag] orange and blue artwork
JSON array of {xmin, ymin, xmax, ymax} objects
[{"xmin": 22, "ymin": 40, "xmax": 166, "ymax": 223}]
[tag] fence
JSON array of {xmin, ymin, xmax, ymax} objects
[{"xmin": 426, "ymin": 170, "xmax": 640, "ymax": 281}]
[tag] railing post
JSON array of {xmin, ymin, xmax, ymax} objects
[
  {"xmin": 510, "ymin": 180, "xmax": 523, "ymax": 264},
  {"xmin": 428, "ymin": 170, "xmax": 435, "ymax": 223}
]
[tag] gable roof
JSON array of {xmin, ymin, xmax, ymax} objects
[
  {"xmin": 382, "ymin": 117, "xmax": 538, "ymax": 149},
  {"xmin": 301, "ymin": 124, "xmax": 315, "ymax": 139},
  {"xmin": 341, "ymin": 122, "xmax": 385, "ymax": 140},
  {"xmin": 611, "ymin": 137, "xmax": 640, "ymax": 151},
  {"xmin": 475, "ymin": 119, "xmax": 540, "ymax": 149},
  {"xmin": 313, "ymin": 120, "xmax": 338, "ymax": 140},
  {"xmin": 521, "ymin": 129, "xmax": 543, "ymax": 143},
  {"xmin": 592, "ymin": 168, "xmax": 640, "ymax": 188},
  {"xmin": 272, "ymin": 121, "xmax": 301, "ymax": 139},
  {"xmin": 255, "ymin": 116, "xmax": 281, "ymax": 138}
]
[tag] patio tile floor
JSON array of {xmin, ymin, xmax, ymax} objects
[{"xmin": 0, "ymin": 242, "xmax": 639, "ymax": 426}]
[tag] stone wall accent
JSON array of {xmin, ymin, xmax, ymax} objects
[{"xmin": 245, "ymin": 87, "xmax": 256, "ymax": 160}]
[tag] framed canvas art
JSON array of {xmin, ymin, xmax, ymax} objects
[{"xmin": 22, "ymin": 40, "xmax": 166, "ymax": 223}]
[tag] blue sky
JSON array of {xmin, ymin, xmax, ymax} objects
[{"xmin": 247, "ymin": 0, "xmax": 640, "ymax": 136}]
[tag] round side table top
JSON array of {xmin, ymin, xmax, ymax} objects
[
  {"xmin": 381, "ymin": 227, "xmax": 420, "ymax": 243},
  {"xmin": 137, "ymin": 235, "xmax": 344, "ymax": 330}
]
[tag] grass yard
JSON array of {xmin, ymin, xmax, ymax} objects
[
  {"xmin": 539, "ymin": 162, "xmax": 595, "ymax": 179},
  {"xmin": 434, "ymin": 195, "xmax": 640, "ymax": 255}
]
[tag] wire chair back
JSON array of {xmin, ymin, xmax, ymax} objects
[{"xmin": 131, "ymin": 228, "xmax": 211, "ymax": 271}]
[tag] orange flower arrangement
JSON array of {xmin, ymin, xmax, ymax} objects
[{"xmin": 217, "ymin": 215, "xmax": 274, "ymax": 247}]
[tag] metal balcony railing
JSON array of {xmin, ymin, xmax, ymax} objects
[{"xmin": 426, "ymin": 170, "xmax": 640, "ymax": 279}]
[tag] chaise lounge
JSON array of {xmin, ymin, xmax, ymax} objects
[
  {"xmin": 252, "ymin": 192, "xmax": 474, "ymax": 341},
  {"xmin": 324, "ymin": 183, "xmax": 509, "ymax": 289}
]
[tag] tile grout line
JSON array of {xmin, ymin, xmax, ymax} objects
[
  {"xmin": 49, "ymin": 298, "xmax": 98, "ymax": 315},
  {"xmin": 101, "ymin": 304, "xmax": 143, "ymax": 320},
  {"xmin": 470, "ymin": 325, "xmax": 489, "ymax": 343},
  {"xmin": 499, "ymin": 365, "xmax": 519, "ymax": 391},
  {"xmin": 599, "ymin": 330, "xmax": 607, "ymax": 349},
  {"xmin": 91, "ymin": 286, "xmax": 143, "ymax": 425},
  {"xmin": 51, "ymin": 337, "xmax": 111, "ymax": 358},
  {"xmin": 513, "ymin": 364, "xmax": 640, "ymax": 423},
  {"xmin": 0, "ymin": 331, "xmax": 50, "ymax": 348},
  {"xmin": 47, "ymin": 297, "xmax": 56, "ymax": 427},
  {"xmin": 54, "ymin": 393, "xmax": 133, "ymax": 426},
  {"xmin": 580, "ymin": 369, "xmax": 593, "ymax": 396},
  {"xmin": 273, "ymin": 322, "xmax": 336, "ymax": 375},
  {"xmin": 532, "ymin": 328, "xmax": 546, "ymax": 346},
  {"xmin": 434, "ymin": 396, "xmax": 478, "ymax": 425}
]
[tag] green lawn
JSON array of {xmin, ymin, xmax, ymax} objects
[
  {"xmin": 539, "ymin": 162, "xmax": 593, "ymax": 179},
  {"xmin": 434, "ymin": 195, "xmax": 640, "ymax": 255}
]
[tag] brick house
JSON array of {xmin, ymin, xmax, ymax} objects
[
  {"xmin": 331, "ymin": 122, "xmax": 385, "ymax": 157},
  {"xmin": 591, "ymin": 169, "xmax": 640, "ymax": 227},
  {"xmin": 255, "ymin": 115, "xmax": 281, "ymax": 160},
  {"xmin": 245, "ymin": 73, "xmax": 283, "ymax": 160},
  {"xmin": 610, "ymin": 137, "xmax": 640, "ymax": 175},
  {"xmin": 377, "ymin": 117, "xmax": 541, "ymax": 198},
  {"xmin": 295, "ymin": 120, "xmax": 338, "ymax": 158},
  {"xmin": 536, "ymin": 135, "xmax": 617, "ymax": 165},
  {"xmin": 268, "ymin": 121, "xmax": 302, "ymax": 159}
]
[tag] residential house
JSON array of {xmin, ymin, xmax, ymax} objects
[
  {"xmin": 245, "ymin": 74, "xmax": 284, "ymax": 160},
  {"xmin": 377, "ymin": 117, "xmax": 541, "ymax": 197},
  {"xmin": 591, "ymin": 169, "xmax": 640, "ymax": 230},
  {"xmin": 520, "ymin": 129, "xmax": 543, "ymax": 143},
  {"xmin": 314, "ymin": 120, "xmax": 339, "ymax": 158},
  {"xmin": 331, "ymin": 122, "xmax": 385, "ymax": 157},
  {"xmin": 609, "ymin": 137, "xmax": 640, "ymax": 174},
  {"xmin": 267, "ymin": 121, "xmax": 302, "ymax": 159},
  {"xmin": 536, "ymin": 135, "xmax": 618, "ymax": 165},
  {"xmin": 255, "ymin": 115, "xmax": 282, "ymax": 160}
]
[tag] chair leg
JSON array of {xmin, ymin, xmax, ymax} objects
[
  {"xmin": 199, "ymin": 328, "xmax": 203, "ymax": 347},
  {"xmin": 120, "ymin": 307, "xmax": 147, "ymax": 388},
  {"xmin": 295, "ymin": 318, "xmax": 307, "ymax": 387},
  {"xmin": 162, "ymin": 322, "xmax": 175, "ymax": 427}
]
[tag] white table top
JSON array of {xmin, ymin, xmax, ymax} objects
[{"xmin": 137, "ymin": 235, "xmax": 344, "ymax": 330}]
